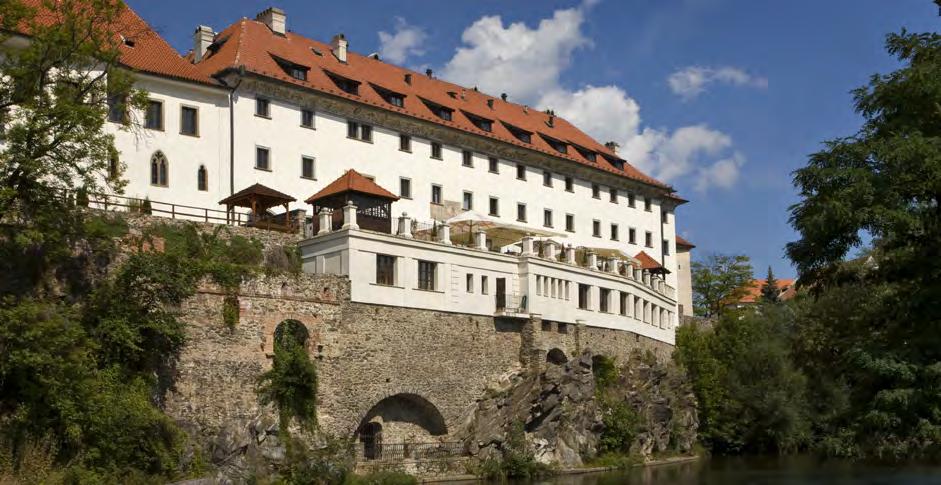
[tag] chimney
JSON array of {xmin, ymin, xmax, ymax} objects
[
  {"xmin": 193, "ymin": 25, "xmax": 214, "ymax": 63},
  {"xmin": 255, "ymin": 7, "xmax": 286, "ymax": 35},
  {"xmin": 487, "ymin": 99, "xmax": 494, "ymax": 109},
  {"xmin": 500, "ymin": 93, "xmax": 507, "ymax": 101},
  {"xmin": 425, "ymin": 68, "xmax": 433, "ymax": 78},
  {"xmin": 404, "ymin": 73, "xmax": 412, "ymax": 85},
  {"xmin": 605, "ymin": 141, "xmax": 620, "ymax": 153},
  {"xmin": 331, "ymin": 33, "xmax": 348, "ymax": 63}
]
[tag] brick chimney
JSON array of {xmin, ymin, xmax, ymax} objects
[
  {"xmin": 193, "ymin": 25, "xmax": 214, "ymax": 63},
  {"xmin": 331, "ymin": 34, "xmax": 348, "ymax": 63},
  {"xmin": 605, "ymin": 141, "xmax": 620, "ymax": 153},
  {"xmin": 256, "ymin": 7, "xmax": 286, "ymax": 35}
]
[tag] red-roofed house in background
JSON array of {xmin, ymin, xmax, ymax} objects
[
  {"xmin": 4, "ymin": 4, "xmax": 687, "ymax": 346},
  {"xmin": 675, "ymin": 236, "xmax": 695, "ymax": 316},
  {"xmin": 727, "ymin": 278, "xmax": 797, "ymax": 309}
]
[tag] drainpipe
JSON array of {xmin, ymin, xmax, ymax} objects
[{"xmin": 227, "ymin": 67, "xmax": 245, "ymax": 196}]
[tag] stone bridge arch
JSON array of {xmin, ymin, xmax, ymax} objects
[
  {"xmin": 351, "ymin": 390, "xmax": 449, "ymax": 445},
  {"xmin": 261, "ymin": 312, "xmax": 322, "ymax": 355}
]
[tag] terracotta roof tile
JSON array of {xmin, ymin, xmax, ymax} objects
[
  {"xmin": 15, "ymin": 0, "xmax": 219, "ymax": 86},
  {"xmin": 193, "ymin": 17, "xmax": 673, "ymax": 189},
  {"xmin": 675, "ymin": 235, "xmax": 696, "ymax": 249},
  {"xmin": 305, "ymin": 169, "xmax": 399, "ymax": 203},
  {"xmin": 634, "ymin": 251, "xmax": 663, "ymax": 270},
  {"xmin": 219, "ymin": 183, "xmax": 295, "ymax": 206}
]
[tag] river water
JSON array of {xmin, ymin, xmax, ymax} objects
[{"xmin": 498, "ymin": 456, "xmax": 941, "ymax": 485}]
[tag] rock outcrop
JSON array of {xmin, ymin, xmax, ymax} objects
[{"xmin": 459, "ymin": 349, "xmax": 698, "ymax": 468}]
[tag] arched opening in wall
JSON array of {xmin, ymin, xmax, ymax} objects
[
  {"xmin": 547, "ymin": 348, "xmax": 568, "ymax": 365},
  {"xmin": 150, "ymin": 150, "xmax": 168, "ymax": 187},
  {"xmin": 274, "ymin": 319, "xmax": 309, "ymax": 350},
  {"xmin": 356, "ymin": 393, "xmax": 447, "ymax": 459},
  {"xmin": 197, "ymin": 165, "xmax": 208, "ymax": 191}
]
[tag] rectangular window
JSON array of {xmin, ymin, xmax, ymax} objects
[
  {"xmin": 431, "ymin": 184, "xmax": 442, "ymax": 205},
  {"xmin": 400, "ymin": 134, "xmax": 411, "ymax": 152},
  {"xmin": 628, "ymin": 192, "xmax": 636, "ymax": 208},
  {"xmin": 301, "ymin": 156, "xmax": 315, "ymax": 179},
  {"xmin": 462, "ymin": 191, "xmax": 473, "ymax": 211},
  {"xmin": 255, "ymin": 146, "xmax": 270, "ymax": 171},
  {"xmin": 629, "ymin": 228, "xmax": 637, "ymax": 244},
  {"xmin": 592, "ymin": 219, "xmax": 601, "ymax": 238},
  {"xmin": 663, "ymin": 239, "xmax": 670, "ymax": 256},
  {"xmin": 610, "ymin": 188, "xmax": 618, "ymax": 203},
  {"xmin": 517, "ymin": 203, "xmax": 527, "ymax": 222},
  {"xmin": 600, "ymin": 288, "xmax": 610, "ymax": 313},
  {"xmin": 376, "ymin": 254, "xmax": 396, "ymax": 286},
  {"xmin": 578, "ymin": 284, "xmax": 590, "ymax": 310},
  {"xmin": 481, "ymin": 275, "xmax": 489, "ymax": 294},
  {"xmin": 565, "ymin": 176, "xmax": 573, "ymax": 192},
  {"xmin": 144, "ymin": 99, "xmax": 163, "ymax": 130},
  {"xmin": 543, "ymin": 209, "xmax": 553, "ymax": 228},
  {"xmin": 466, "ymin": 273, "xmax": 474, "ymax": 293},
  {"xmin": 543, "ymin": 170, "xmax": 552, "ymax": 187},
  {"xmin": 489, "ymin": 197, "xmax": 499, "ymax": 216},
  {"xmin": 592, "ymin": 184, "xmax": 600, "ymax": 199},
  {"xmin": 516, "ymin": 164, "xmax": 526, "ymax": 180},
  {"xmin": 489, "ymin": 156, "xmax": 499, "ymax": 173},
  {"xmin": 180, "ymin": 106, "xmax": 198, "ymax": 136},
  {"xmin": 255, "ymin": 97, "xmax": 270, "ymax": 117},
  {"xmin": 418, "ymin": 261, "xmax": 437, "ymax": 291},
  {"xmin": 347, "ymin": 121, "xmax": 372, "ymax": 141},
  {"xmin": 431, "ymin": 142, "xmax": 442, "ymax": 159},
  {"xmin": 301, "ymin": 109, "xmax": 315, "ymax": 128},
  {"xmin": 107, "ymin": 93, "xmax": 126, "ymax": 123},
  {"xmin": 620, "ymin": 292, "xmax": 628, "ymax": 316},
  {"xmin": 400, "ymin": 177, "xmax": 411, "ymax": 199},
  {"xmin": 644, "ymin": 197, "xmax": 652, "ymax": 212},
  {"xmin": 565, "ymin": 214, "xmax": 575, "ymax": 233},
  {"xmin": 645, "ymin": 231, "xmax": 653, "ymax": 248},
  {"xmin": 662, "ymin": 211, "xmax": 669, "ymax": 224},
  {"xmin": 462, "ymin": 150, "xmax": 473, "ymax": 167},
  {"xmin": 610, "ymin": 223, "xmax": 619, "ymax": 241}
]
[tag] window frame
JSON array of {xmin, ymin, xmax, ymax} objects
[
  {"xmin": 565, "ymin": 214, "xmax": 575, "ymax": 233},
  {"xmin": 516, "ymin": 164, "xmax": 526, "ymax": 181},
  {"xmin": 431, "ymin": 141, "xmax": 443, "ymax": 160},
  {"xmin": 255, "ymin": 97, "xmax": 270, "ymax": 118},
  {"xmin": 376, "ymin": 254, "xmax": 396, "ymax": 286},
  {"xmin": 488, "ymin": 156, "xmax": 499, "ymax": 173},
  {"xmin": 609, "ymin": 188, "xmax": 618, "ymax": 204},
  {"xmin": 543, "ymin": 209, "xmax": 553, "ymax": 228},
  {"xmin": 431, "ymin": 184, "xmax": 443, "ymax": 205},
  {"xmin": 462, "ymin": 150, "xmax": 473, "ymax": 167},
  {"xmin": 180, "ymin": 105, "xmax": 198, "ymax": 136},
  {"xmin": 399, "ymin": 177, "xmax": 412, "ymax": 199},
  {"xmin": 144, "ymin": 99, "xmax": 164, "ymax": 131},
  {"xmin": 399, "ymin": 134, "xmax": 412, "ymax": 152},
  {"xmin": 592, "ymin": 219, "xmax": 601, "ymax": 238},
  {"xmin": 543, "ymin": 170, "xmax": 553, "ymax": 187},
  {"xmin": 300, "ymin": 109, "xmax": 315, "ymax": 129},
  {"xmin": 610, "ymin": 223, "xmax": 619, "ymax": 241},
  {"xmin": 489, "ymin": 196, "xmax": 499, "ymax": 217},
  {"xmin": 564, "ymin": 176, "xmax": 574, "ymax": 192},
  {"xmin": 517, "ymin": 203, "xmax": 527, "ymax": 222},
  {"xmin": 301, "ymin": 156, "xmax": 316, "ymax": 180},
  {"xmin": 255, "ymin": 146, "xmax": 271, "ymax": 171},
  {"xmin": 591, "ymin": 183, "xmax": 601, "ymax": 199},
  {"xmin": 417, "ymin": 260, "xmax": 437, "ymax": 291},
  {"xmin": 645, "ymin": 231, "xmax": 653, "ymax": 248},
  {"xmin": 462, "ymin": 191, "xmax": 473, "ymax": 211}
]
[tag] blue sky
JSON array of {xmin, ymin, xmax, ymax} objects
[{"xmin": 128, "ymin": 0, "xmax": 939, "ymax": 279}]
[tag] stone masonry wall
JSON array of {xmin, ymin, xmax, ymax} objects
[{"xmin": 166, "ymin": 275, "xmax": 673, "ymax": 444}]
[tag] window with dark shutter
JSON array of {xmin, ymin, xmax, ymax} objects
[{"xmin": 376, "ymin": 254, "xmax": 396, "ymax": 286}]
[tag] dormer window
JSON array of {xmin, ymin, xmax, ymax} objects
[
  {"xmin": 420, "ymin": 98, "xmax": 453, "ymax": 121},
  {"xmin": 463, "ymin": 111, "xmax": 493, "ymax": 132},
  {"xmin": 502, "ymin": 122, "xmax": 532, "ymax": 144},
  {"xmin": 541, "ymin": 134, "xmax": 568, "ymax": 154},
  {"xmin": 271, "ymin": 54, "xmax": 309, "ymax": 81},
  {"xmin": 573, "ymin": 145, "xmax": 597, "ymax": 162},
  {"xmin": 325, "ymin": 70, "xmax": 360, "ymax": 95},
  {"xmin": 372, "ymin": 84, "xmax": 405, "ymax": 107},
  {"xmin": 604, "ymin": 155, "xmax": 625, "ymax": 171}
]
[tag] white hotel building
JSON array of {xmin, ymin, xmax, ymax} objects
[{"xmin": 14, "ymin": 4, "xmax": 690, "ymax": 345}]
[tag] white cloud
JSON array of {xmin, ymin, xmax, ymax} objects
[
  {"xmin": 667, "ymin": 66, "xmax": 768, "ymax": 100},
  {"xmin": 378, "ymin": 17, "xmax": 427, "ymax": 65},
  {"xmin": 437, "ymin": 3, "xmax": 745, "ymax": 192}
]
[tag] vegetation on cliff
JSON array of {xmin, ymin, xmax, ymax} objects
[{"xmin": 678, "ymin": 29, "xmax": 941, "ymax": 461}]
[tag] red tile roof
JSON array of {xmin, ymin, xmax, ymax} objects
[
  {"xmin": 13, "ymin": 0, "xmax": 218, "ymax": 85},
  {"xmin": 305, "ymin": 169, "xmax": 399, "ymax": 203},
  {"xmin": 736, "ymin": 278, "xmax": 796, "ymax": 304},
  {"xmin": 192, "ymin": 16, "xmax": 674, "ymax": 190},
  {"xmin": 634, "ymin": 251, "xmax": 663, "ymax": 270},
  {"xmin": 219, "ymin": 183, "xmax": 296, "ymax": 207},
  {"xmin": 675, "ymin": 235, "xmax": 696, "ymax": 249}
]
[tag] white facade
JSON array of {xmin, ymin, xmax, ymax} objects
[{"xmin": 300, "ymin": 226, "xmax": 678, "ymax": 345}]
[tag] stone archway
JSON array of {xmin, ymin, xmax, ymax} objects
[
  {"xmin": 262, "ymin": 312, "xmax": 320, "ymax": 355},
  {"xmin": 355, "ymin": 393, "xmax": 448, "ymax": 453},
  {"xmin": 547, "ymin": 348, "xmax": 569, "ymax": 365}
]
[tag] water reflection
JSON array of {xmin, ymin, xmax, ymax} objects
[{"xmin": 493, "ymin": 455, "xmax": 941, "ymax": 485}]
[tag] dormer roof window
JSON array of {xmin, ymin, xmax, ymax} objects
[
  {"xmin": 604, "ymin": 155, "xmax": 625, "ymax": 171},
  {"xmin": 324, "ymin": 70, "xmax": 360, "ymax": 95},
  {"xmin": 502, "ymin": 121, "xmax": 532, "ymax": 144},
  {"xmin": 573, "ymin": 145, "xmax": 597, "ymax": 162},
  {"xmin": 372, "ymin": 84, "xmax": 406, "ymax": 107},
  {"xmin": 541, "ymin": 134, "xmax": 568, "ymax": 154},
  {"xmin": 464, "ymin": 111, "xmax": 493, "ymax": 132},
  {"xmin": 421, "ymin": 98, "xmax": 453, "ymax": 121},
  {"xmin": 271, "ymin": 54, "xmax": 309, "ymax": 81}
]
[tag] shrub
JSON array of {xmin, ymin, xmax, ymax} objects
[{"xmin": 598, "ymin": 400, "xmax": 639, "ymax": 454}]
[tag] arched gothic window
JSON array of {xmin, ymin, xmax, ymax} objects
[
  {"xmin": 197, "ymin": 165, "xmax": 208, "ymax": 191},
  {"xmin": 150, "ymin": 151, "xmax": 168, "ymax": 187}
]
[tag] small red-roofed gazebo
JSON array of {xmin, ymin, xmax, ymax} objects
[
  {"xmin": 306, "ymin": 170, "xmax": 399, "ymax": 234},
  {"xmin": 219, "ymin": 183, "xmax": 297, "ymax": 232}
]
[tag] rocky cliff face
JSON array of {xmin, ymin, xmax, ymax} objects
[{"xmin": 459, "ymin": 350, "xmax": 698, "ymax": 468}]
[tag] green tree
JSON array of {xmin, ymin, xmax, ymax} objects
[
  {"xmin": 691, "ymin": 253, "xmax": 753, "ymax": 317},
  {"xmin": 787, "ymin": 30, "xmax": 941, "ymax": 458},
  {"xmin": 0, "ymin": 0, "xmax": 146, "ymax": 292},
  {"xmin": 760, "ymin": 266, "xmax": 780, "ymax": 303}
]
